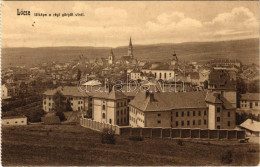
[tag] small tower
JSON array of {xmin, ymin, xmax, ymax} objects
[
  {"xmin": 108, "ymin": 49, "xmax": 115, "ymax": 64},
  {"xmin": 128, "ymin": 37, "xmax": 134, "ymax": 59},
  {"xmin": 171, "ymin": 51, "xmax": 178, "ymax": 66}
]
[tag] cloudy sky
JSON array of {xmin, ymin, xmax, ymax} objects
[{"xmin": 2, "ymin": 1, "xmax": 259, "ymax": 47}]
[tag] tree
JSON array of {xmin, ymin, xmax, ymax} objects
[
  {"xmin": 204, "ymin": 80, "xmax": 208, "ymax": 89},
  {"xmin": 53, "ymin": 91, "xmax": 67, "ymax": 113},
  {"xmin": 77, "ymin": 69, "xmax": 82, "ymax": 81}
]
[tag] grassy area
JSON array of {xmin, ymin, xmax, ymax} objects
[{"xmin": 2, "ymin": 125, "xmax": 259, "ymax": 166}]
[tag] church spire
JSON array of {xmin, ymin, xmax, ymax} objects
[{"xmin": 128, "ymin": 36, "xmax": 133, "ymax": 58}]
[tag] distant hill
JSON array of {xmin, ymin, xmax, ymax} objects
[{"xmin": 2, "ymin": 38, "xmax": 259, "ymax": 68}]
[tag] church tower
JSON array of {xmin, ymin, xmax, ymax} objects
[
  {"xmin": 127, "ymin": 37, "xmax": 134, "ymax": 58},
  {"xmin": 171, "ymin": 51, "xmax": 178, "ymax": 66},
  {"xmin": 108, "ymin": 49, "xmax": 115, "ymax": 64}
]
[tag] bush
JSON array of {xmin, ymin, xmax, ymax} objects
[
  {"xmin": 56, "ymin": 111, "xmax": 66, "ymax": 121},
  {"xmin": 101, "ymin": 128, "xmax": 116, "ymax": 144},
  {"xmin": 177, "ymin": 139, "xmax": 184, "ymax": 146},
  {"xmin": 129, "ymin": 136, "xmax": 144, "ymax": 141},
  {"xmin": 221, "ymin": 150, "xmax": 233, "ymax": 164}
]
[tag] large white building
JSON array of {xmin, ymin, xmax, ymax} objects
[
  {"xmin": 92, "ymin": 87, "xmax": 129, "ymax": 126},
  {"xmin": 129, "ymin": 90, "xmax": 236, "ymax": 129},
  {"xmin": 42, "ymin": 86, "xmax": 92, "ymax": 116}
]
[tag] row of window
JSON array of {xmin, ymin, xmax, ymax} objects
[
  {"xmin": 175, "ymin": 110, "xmax": 207, "ymax": 117},
  {"xmin": 117, "ymin": 109, "xmax": 128, "ymax": 116},
  {"xmin": 130, "ymin": 116, "xmax": 144, "ymax": 123},
  {"xmin": 117, "ymin": 101, "xmax": 127, "ymax": 107},
  {"xmin": 154, "ymin": 72, "xmax": 173, "ymax": 79},
  {"xmin": 6, "ymin": 121, "xmax": 24, "ymax": 124},
  {"xmin": 130, "ymin": 107, "xmax": 144, "ymax": 116},
  {"xmin": 175, "ymin": 120, "xmax": 207, "ymax": 126}
]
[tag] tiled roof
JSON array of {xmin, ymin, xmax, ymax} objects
[
  {"xmin": 241, "ymin": 93, "xmax": 260, "ymax": 101},
  {"xmin": 93, "ymin": 87, "xmax": 127, "ymax": 100},
  {"xmin": 129, "ymin": 91, "xmax": 207, "ymax": 112},
  {"xmin": 205, "ymin": 92, "xmax": 222, "ymax": 104},
  {"xmin": 240, "ymin": 119, "xmax": 260, "ymax": 132},
  {"xmin": 43, "ymin": 86, "xmax": 90, "ymax": 97}
]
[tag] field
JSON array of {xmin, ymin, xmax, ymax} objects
[
  {"xmin": 2, "ymin": 124, "xmax": 259, "ymax": 166},
  {"xmin": 2, "ymin": 38, "xmax": 259, "ymax": 68}
]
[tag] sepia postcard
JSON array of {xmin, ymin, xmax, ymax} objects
[{"xmin": 1, "ymin": 1, "xmax": 259, "ymax": 166}]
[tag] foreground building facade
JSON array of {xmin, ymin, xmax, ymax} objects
[{"xmin": 129, "ymin": 90, "xmax": 236, "ymax": 129}]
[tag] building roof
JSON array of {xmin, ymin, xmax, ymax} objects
[
  {"xmin": 240, "ymin": 119, "xmax": 260, "ymax": 132},
  {"xmin": 93, "ymin": 86, "xmax": 127, "ymax": 100},
  {"xmin": 129, "ymin": 91, "xmax": 207, "ymax": 112},
  {"xmin": 2, "ymin": 115, "xmax": 27, "ymax": 119},
  {"xmin": 241, "ymin": 93, "xmax": 260, "ymax": 101},
  {"xmin": 43, "ymin": 86, "xmax": 90, "ymax": 97}
]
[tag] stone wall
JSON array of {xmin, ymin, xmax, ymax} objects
[{"xmin": 80, "ymin": 118, "xmax": 245, "ymax": 140}]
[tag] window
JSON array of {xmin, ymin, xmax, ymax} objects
[
  {"xmin": 204, "ymin": 111, "xmax": 207, "ymax": 116},
  {"xmin": 6, "ymin": 122, "xmax": 9, "ymax": 124},
  {"xmin": 198, "ymin": 120, "xmax": 201, "ymax": 125},
  {"xmin": 176, "ymin": 121, "xmax": 178, "ymax": 126},
  {"xmin": 193, "ymin": 120, "xmax": 195, "ymax": 125},
  {"xmin": 193, "ymin": 111, "xmax": 196, "ymax": 116},
  {"xmin": 78, "ymin": 101, "xmax": 80, "ymax": 104},
  {"xmin": 15, "ymin": 121, "xmax": 17, "ymax": 124},
  {"xmin": 181, "ymin": 121, "xmax": 184, "ymax": 126},
  {"xmin": 78, "ymin": 107, "xmax": 80, "ymax": 111},
  {"xmin": 157, "ymin": 120, "xmax": 161, "ymax": 124},
  {"xmin": 199, "ymin": 111, "xmax": 201, "ymax": 116},
  {"xmin": 176, "ymin": 112, "xmax": 178, "ymax": 117},
  {"xmin": 217, "ymin": 107, "xmax": 220, "ymax": 113},
  {"xmin": 102, "ymin": 113, "xmax": 105, "ymax": 119},
  {"xmin": 71, "ymin": 103, "xmax": 73, "ymax": 106},
  {"xmin": 217, "ymin": 117, "xmax": 220, "ymax": 122},
  {"xmin": 124, "ymin": 118, "xmax": 126, "ymax": 123},
  {"xmin": 117, "ymin": 119, "xmax": 119, "ymax": 124},
  {"xmin": 227, "ymin": 121, "xmax": 230, "ymax": 127},
  {"xmin": 204, "ymin": 120, "xmax": 207, "ymax": 125},
  {"xmin": 228, "ymin": 112, "xmax": 230, "ymax": 117},
  {"xmin": 102, "ymin": 105, "xmax": 105, "ymax": 110},
  {"xmin": 44, "ymin": 101, "xmax": 46, "ymax": 105},
  {"xmin": 187, "ymin": 121, "xmax": 190, "ymax": 126},
  {"xmin": 250, "ymin": 102, "xmax": 253, "ymax": 108},
  {"xmin": 187, "ymin": 111, "xmax": 190, "ymax": 117},
  {"xmin": 158, "ymin": 113, "xmax": 161, "ymax": 117},
  {"xmin": 117, "ymin": 111, "xmax": 119, "ymax": 116},
  {"xmin": 109, "ymin": 119, "xmax": 112, "ymax": 124},
  {"xmin": 217, "ymin": 126, "xmax": 220, "ymax": 129},
  {"xmin": 182, "ymin": 112, "xmax": 184, "ymax": 117},
  {"xmin": 164, "ymin": 73, "xmax": 167, "ymax": 79},
  {"xmin": 49, "ymin": 103, "xmax": 51, "ymax": 106},
  {"xmin": 255, "ymin": 102, "xmax": 258, "ymax": 106}
]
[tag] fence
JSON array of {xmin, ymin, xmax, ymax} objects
[{"xmin": 80, "ymin": 118, "xmax": 246, "ymax": 140}]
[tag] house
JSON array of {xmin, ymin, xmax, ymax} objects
[
  {"xmin": 238, "ymin": 93, "xmax": 260, "ymax": 117},
  {"xmin": 92, "ymin": 87, "xmax": 129, "ymax": 126},
  {"xmin": 239, "ymin": 119, "xmax": 260, "ymax": 137},
  {"xmin": 141, "ymin": 62, "xmax": 175, "ymax": 81},
  {"xmin": 1, "ymin": 84, "xmax": 16, "ymax": 99},
  {"xmin": 42, "ymin": 86, "xmax": 93, "ymax": 117},
  {"xmin": 2, "ymin": 116, "xmax": 28, "ymax": 126},
  {"xmin": 128, "ymin": 90, "xmax": 236, "ymax": 129}
]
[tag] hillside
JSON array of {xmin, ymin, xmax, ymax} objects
[
  {"xmin": 2, "ymin": 38, "xmax": 259, "ymax": 68},
  {"xmin": 2, "ymin": 125, "xmax": 259, "ymax": 166}
]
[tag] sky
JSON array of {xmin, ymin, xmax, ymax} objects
[{"xmin": 1, "ymin": 1, "xmax": 259, "ymax": 48}]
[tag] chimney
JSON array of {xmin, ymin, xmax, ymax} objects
[
  {"xmin": 145, "ymin": 90, "xmax": 150, "ymax": 98},
  {"xmin": 145, "ymin": 90, "xmax": 155, "ymax": 101}
]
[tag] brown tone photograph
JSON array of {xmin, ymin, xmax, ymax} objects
[{"xmin": 1, "ymin": 1, "xmax": 259, "ymax": 166}]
